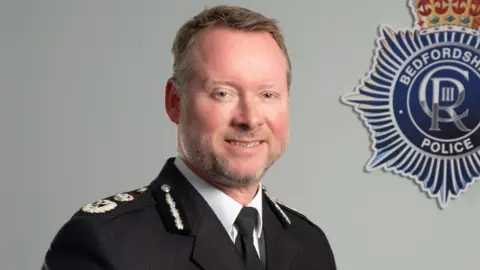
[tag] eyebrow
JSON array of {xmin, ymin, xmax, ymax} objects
[
  {"xmin": 204, "ymin": 79, "xmax": 241, "ymax": 90},
  {"xmin": 204, "ymin": 79, "xmax": 276, "ymax": 91}
]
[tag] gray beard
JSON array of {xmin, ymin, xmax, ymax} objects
[{"xmin": 180, "ymin": 133, "xmax": 280, "ymax": 189}]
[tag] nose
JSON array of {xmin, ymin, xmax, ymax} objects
[{"xmin": 232, "ymin": 98, "xmax": 264, "ymax": 131}]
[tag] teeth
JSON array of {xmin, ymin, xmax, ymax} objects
[{"xmin": 229, "ymin": 141, "xmax": 260, "ymax": 147}]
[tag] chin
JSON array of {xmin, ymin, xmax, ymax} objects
[
  {"xmin": 226, "ymin": 164, "xmax": 266, "ymax": 179},
  {"xmin": 214, "ymin": 149, "xmax": 272, "ymax": 177}
]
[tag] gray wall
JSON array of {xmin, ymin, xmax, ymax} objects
[{"xmin": 3, "ymin": 0, "xmax": 480, "ymax": 269}]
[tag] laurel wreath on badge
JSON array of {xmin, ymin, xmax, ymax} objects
[{"xmin": 82, "ymin": 199, "xmax": 118, "ymax": 214}]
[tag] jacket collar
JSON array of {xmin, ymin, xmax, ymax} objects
[{"xmin": 149, "ymin": 157, "xmax": 299, "ymax": 270}]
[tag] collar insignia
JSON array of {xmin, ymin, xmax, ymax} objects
[
  {"xmin": 262, "ymin": 186, "xmax": 291, "ymax": 226},
  {"xmin": 161, "ymin": 184, "xmax": 185, "ymax": 230}
]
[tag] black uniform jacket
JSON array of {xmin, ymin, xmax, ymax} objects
[{"xmin": 42, "ymin": 158, "xmax": 336, "ymax": 270}]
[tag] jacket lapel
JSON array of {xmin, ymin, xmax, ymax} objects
[
  {"xmin": 262, "ymin": 191, "xmax": 301, "ymax": 270},
  {"xmin": 191, "ymin": 205, "xmax": 246, "ymax": 270},
  {"xmin": 150, "ymin": 158, "xmax": 246, "ymax": 270}
]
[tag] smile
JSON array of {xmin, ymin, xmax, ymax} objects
[{"xmin": 226, "ymin": 140, "xmax": 264, "ymax": 148}]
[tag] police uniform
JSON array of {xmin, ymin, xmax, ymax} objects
[{"xmin": 41, "ymin": 157, "xmax": 337, "ymax": 270}]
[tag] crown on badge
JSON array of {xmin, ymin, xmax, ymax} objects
[{"xmin": 411, "ymin": 0, "xmax": 480, "ymax": 34}]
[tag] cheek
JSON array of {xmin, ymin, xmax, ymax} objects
[
  {"xmin": 186, "ymin": 99, "xmax": 229, "ymax": 136},
  {"xmin": 268, "ymin": 110, "xmax": 290, "ymax": 141}
]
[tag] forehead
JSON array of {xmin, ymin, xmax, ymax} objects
[{"xmin": 189, "ymin": 27, "xmax": 288, "ymax": 89}]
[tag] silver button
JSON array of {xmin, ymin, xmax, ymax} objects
[{"xmin": 161, "ymin": 184, "xmax": 171, "ymax": 193}]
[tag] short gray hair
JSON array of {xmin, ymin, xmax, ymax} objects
[{"xmin": 171, "ymin": 5, "xmax": 291, "ymax": 93}]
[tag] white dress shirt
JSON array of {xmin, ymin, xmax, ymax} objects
[{"xmin": 174, "ymin": 156, "xmax": 263, "ymax": 256}]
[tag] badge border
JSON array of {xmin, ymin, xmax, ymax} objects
[{"xmin": 341, "ymin": 1, "xmax": 480, "ymax": 209}]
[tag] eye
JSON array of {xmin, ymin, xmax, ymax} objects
[
  {"xmin": 263, "ymin": 93, "xmax": 273, "ymax": 99},
  {"xmin": 212, "ymin": 90, "xmax": 234, "ymax": 101},
  {"xmin": 213, "ymin": 91, "xmax": 229, "ymax": 99},
  {"xmin": 216, "ymin": 91, "xmax": 228, "ymax": 97},
  {"xmin": 262, "ymin": 92, "xmax": 278, "ymax": 100}
]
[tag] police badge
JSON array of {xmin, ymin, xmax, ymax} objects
[{"xmin": 342, "ymin": 0, "xmax": 480, "ymax": 208}]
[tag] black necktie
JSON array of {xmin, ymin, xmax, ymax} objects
[{"xmin": 234, "ymin": 207, "xmax": 264, "ymax": 270}]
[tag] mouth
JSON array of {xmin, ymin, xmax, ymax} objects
[{"xmin": 225, "ymin": 140, "xmax": 265, "ymax": 148}]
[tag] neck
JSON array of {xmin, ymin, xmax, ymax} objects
[{"xmin": 211, "ymin": 181, "xmax": 260, "ymax": 206}]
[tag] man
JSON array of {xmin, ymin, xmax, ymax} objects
[{"xmin": 42, "ymin": 5, "xmax": 336, "ymax": 270}]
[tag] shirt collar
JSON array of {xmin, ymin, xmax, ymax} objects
[{"xmin": 174, "ymin": 156, "xmax": 263, "ymax": 238}]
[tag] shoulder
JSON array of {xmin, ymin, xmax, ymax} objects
[
  {"xmin": 48, "ymin": 186, "xmax": 157, "ymax": 248},
  {"xmin": 71, "ymin": 185, "xmax": 156, "ymax": 222},
  {"xmin": 273, "ymin": 198, "xmax": 333, "ymax": 245},
  {"xmin": 275, "ymin": 198, "xmax": 336, "ymax": 261},
  {"xmin": 43, "ymin": 186, "xmax": 155, "ymax": 269},
  {"xmin": 276, "ymin": 198, "xmax": 337, "ymax": 269}
]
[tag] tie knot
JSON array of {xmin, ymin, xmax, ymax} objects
[{"xmin": 235, "ymin": 207, "xmax": 258, "ymax": 237}]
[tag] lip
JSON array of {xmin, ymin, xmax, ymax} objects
[
  {"xmin": 225, "ymin": 139, "xmax": 265, "ymax": 143},
  {"xmin": 224, "ymin": 140, "xmax": 265, "ymax": 154}
]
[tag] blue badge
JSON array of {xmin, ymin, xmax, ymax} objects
[{"xmin": 342, "ymin": 0, "xmax": 480, "ymax": 208}]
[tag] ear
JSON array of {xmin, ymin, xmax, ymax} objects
[{"xmin": 165, "ymin": 78, "xmax": 181, "ymax": 125}]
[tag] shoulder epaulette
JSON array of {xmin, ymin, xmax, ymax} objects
[{"xmin": 73, "ymin": 185, "xmax": 154, "ymax": 220}]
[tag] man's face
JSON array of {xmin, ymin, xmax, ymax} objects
[{"xmin": 173, "ymin": 27, "xmax": 290, "ymax": 187}]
